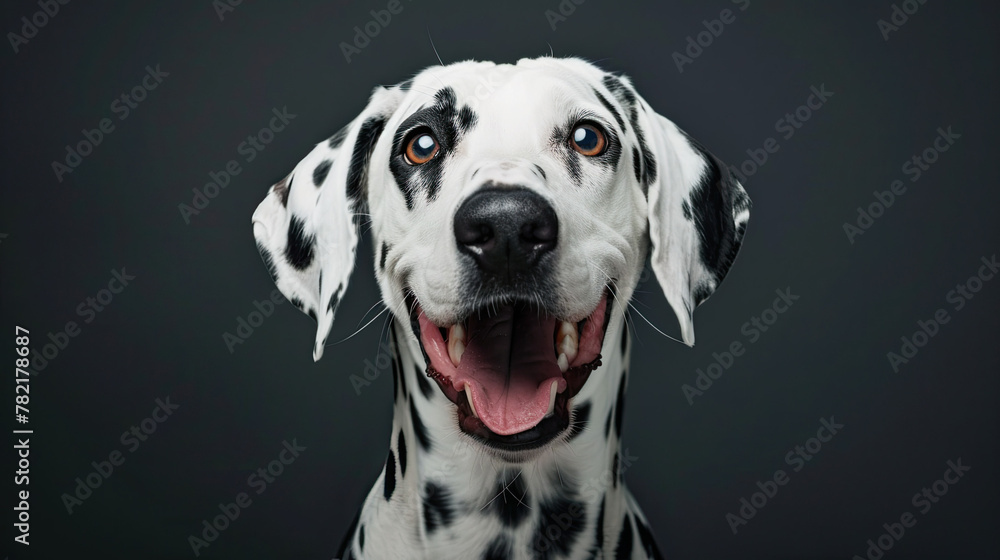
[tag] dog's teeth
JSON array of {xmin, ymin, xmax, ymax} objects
[
  {"xmin": 546, "ymin": 381, "xmax": 558, "ymax": 416},
  {"xmin": 557, "ymin": 353, "xmax": 569, "ymax": 373},
  {"xmin": 556, "ymin": 321, "xmax": 579, "ymax": 364},
  {"xmin": 465, "ymin": 385, "xmax": 479, "ymax": 418},
  {"xmin": 448, "ymin": 323, "xmax": 466, "ymax": 367}
]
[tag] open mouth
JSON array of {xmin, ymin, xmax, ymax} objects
[{"xmin": 408, "ymin": 289, "xmax": 611, "ymax": 451}]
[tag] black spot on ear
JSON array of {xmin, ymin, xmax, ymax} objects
[
  {"xmin": 693, "ymin": 282, "xmax": 713, "ymax": 307},
  {"xmin": 490, "ymin": 471, "xmax": 530, "ymax": 527},
  {"xmin": 290, "ymin": 297, "xmax": 304, "ymax": 310},
  {"xmin": 346, "ymin": 117, "xmax": 387, "ymax": 215},
  {"xmin": 328, "ymin": 125, "xmax": 350, "ymax": 149},
  {"xmin": 595, "ymin": 496, "xmax": 606, "ymax": 551},
  {"xmin": 397, "ymin": 429, "xmax": 407, "ymax": 477},
  {"xmin": 313, "ymin": 159, "xmax": 333, "ymax": 187},
  {"xmin": 483, "ymin": 535, "xmax": 511, "ymax": 560},
  {"xmin": 335, "ymin": 510, "xmax": 360, "ymax": 560},
  {"xmin": 423, "ymin": 482, "xmax": 455, "ymax": 534},
  {"xmin": 566, "ymin": 401, "xmax": 591, "ymax": 441},
  {"xmin": 457, "ymin": 105, "xmax": 478, "ymax": 133},
  {"xmin": 682, "ymin": 133, "xmax": 752, "ymax": 287},
  {"xmin": 635, "ymin": 517, "xmax": 664, "ymax": 559},
  {"xmin": 327, "ymin": 283, "xmax": 344, "ymax": 315},
  {"xmin": 409, "ymin": 400, "xmax": 431, "ymax": 450},
  {"xmin": 273, "ymin": 174, "xmax": 291, "ymax": 207},
  {"xmin": 615, "ymin": 515, "xmax": 634, "ymax": 560},
  {"xmin": 380, "ymin": 242, "xmax": 390, "ymax": 271},
  {"xmin": 358, "ymin": 524, "xmax": 365, "ymax": 551},
  {"xmin": 383, "ymin": 449, "xmax": 397, "ymax": 500},
  {"xmin": 614, "ymin": 372, "xmax": 626, "ymax": 438},
  {"xmin": 284, "ymin": 215, "xmax": 315, "ymax": 270},
  {"xmin": 595, "ymin": 88, "xmax": 626, "ymax": 132},
  {"xmin": 537, "ymin": 497, "xmax": 586, "ymax": 559},
  {"xmin": 307, "ymin": 308, "xmax": 317, "ymax": 322},
  {"xmin": 256, "ymin": 241, "xmax": 279, "ymax": 283}
]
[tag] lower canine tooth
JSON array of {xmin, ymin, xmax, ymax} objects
[
  {"xmin": 557, "ymin": 353, "xmax": 569, "ymax": 373},
  {"xmin": 465, "ymin": 385, "xmax": 479, "ymax": 418}
]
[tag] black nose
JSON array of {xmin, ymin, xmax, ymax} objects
[{"xmin": 453, "ymin": 187, "xmax": 558, "ymax": 279}]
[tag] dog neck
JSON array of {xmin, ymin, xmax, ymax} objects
[{"xmin": 354, "ymin": 315, "xmax": 637, "ymax": 557}]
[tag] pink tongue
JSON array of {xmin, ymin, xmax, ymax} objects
[{"xmin": 451, "ymin": 306, "xmax": 564, "ymax": 436}]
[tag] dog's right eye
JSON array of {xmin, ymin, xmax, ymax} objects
[{"xmin": 404, "ymin": 129, "xmax": 439, "ymax": 165}]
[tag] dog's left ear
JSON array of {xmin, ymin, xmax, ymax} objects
[
  {"xmin": 628, "ymin": 84, "xmax": 751, "ymax": 346},
  {"xmin": 252, "ymin": 86, "xmax": 403, "ymax": 361}
]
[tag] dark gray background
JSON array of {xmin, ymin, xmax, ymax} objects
[{"xmin": 2, "ymin": 1, "xmax": 998, "ymax": 558}]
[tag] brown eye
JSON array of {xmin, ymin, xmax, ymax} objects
[
  {"xmin": 570, "ymin": 123, "xmax": 606, "ymax": 156},
  {"xmin": 404, "ymin": 130, "xmax": 439, "ymax": 164}
]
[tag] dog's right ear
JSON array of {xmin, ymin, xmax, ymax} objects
[{"xmin": 252, "ymin": 86, "xmax": 403, "ymax": 361}]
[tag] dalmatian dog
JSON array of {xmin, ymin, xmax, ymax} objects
[{"xmin": 251, "ymin": 57, "xmax": 750, "ymax": 559}]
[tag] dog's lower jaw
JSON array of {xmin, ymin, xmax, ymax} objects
[{"xmin": 338, "ymin": 314, "xmax": 658, "ymax": 560}]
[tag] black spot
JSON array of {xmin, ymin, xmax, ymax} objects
[
  {"xmin": 389, "ymin": 87, "xmax": 470, "ymax": 209},
  {"xmin": 603, "ymin": 75, "xmax": 637, "ymax": 107},
  {"xmin": 313, "ymin": 159, "xmax": 333, "ymax": 187},
  {"xmin": 615, "ymin": 515, "xmax": 634, "ymax": 560},
  {"xmin": 423, "ymin": 482, "xmax": 454, "ymax": 534},
  {"xmin": 605, "ymin": 409, "xmax": 613, "ymax": 439},
  {"xmin": 693, "ymin": 283, "xmax": 713, "ymax": 307},
  {"xmin": 635, "ymin": 517, "xmax": 664, "ymax": 559},
  {"xmin": 566, "ymin": 402, "xmax": 591, "ymax": 441},
  {"xmin": 483, "ymin": 535, "xmax": 511, "ymax": 560},
  {"xmin": 416, "ymin": 361, "xmax": 434, "ymax": 399},
  {"xmin": 358, "ymin": 524, "xmax": 365, "ymax": 551},
  {"xmin": 284, "ymin": 215, "xmax": 315, "ymax": 270},
  {"xmin": 603, "ymin": 74, "xmax": 655, "ymax": 192},
  {"xmin": 537, "ymin": 497, "xmax": 586, "ymax": 559},
  {"xmin": 595, "ymin": 496, "xmax": 606, "ymax": 551},
  {"xmin": 620, "ymin": 321, "xmax": 628, "ymax": 354},
  {"xmin": 335, "ymin": 510, "xmax": 360, "ymax": 560},
  {"xmin": 681, "ymin": 132, "xmax": 752, "ymax": 289},
  {"xmin": 632, "ymin": 147, "xmax": 642, "ymax": 184},
  {"xmin": 490, "ymin": 471, "xmax": 530, "ymax": 527},
  {"xmin": 457, "ymin": 105, "xmax": 478, "ymax": 133},
  {"xmin": 595, "ymin": 88, "xmax": 626, "ymax": 132},
  {"xmin": 409, "ymin": 400, "xmax": 431, "ymax": 450},
  {"xmin": 256, "ymin": 241, "xmax": 279, "ymax": 283},
  {"xmin": 391, "ymin": 330, "xmax": 407, "ymax": 400},
  {"xmin": 614, "ymin": 372, "xmax": 626, "ymax": 438},
  {"xmin": 273, "ymin": 174, "xmax": 291, "ymax": 207},
  {"xmin": 290, "ymin": 297, "xmax": 304, "ymax": 310},
  {"xmin": 380, "ymin": 242, "xmax": 390, "ymax": 271},
  {"xmin": 307, "ymin": 308, "xmax": 317, "ymax": 322},
  {"xmin": 328, "ymin": 125, "xmax": 350, "ymax": 149},
  {"xmin": 682, "ymin": 199, "xmax": 693, "ymax": 220},
  {"xmin": 383, "ymin": 449, "xmax": 397, "ymax": 500},
  {"xmin": 327, "ymin": 282, "xmax": 344, "ymax": 315},
  {"xmin": 612, "ymin": 453, "xmax": 620, "ymax": 488},
  {"xmin": 534, "ymin": 163, "xmax": 547, "ymax": 180},
  {"xmin": 397, "ymin": 429, "xmax": 407, "ymax": 477},
  {"xmin": 346, "ymin": 116, "xmax": 387, "ymax": 215}
]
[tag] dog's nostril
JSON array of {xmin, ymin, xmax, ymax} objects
[{"xmin": 454, "ymin": 186, "xmax": 558, "ymax": 277}]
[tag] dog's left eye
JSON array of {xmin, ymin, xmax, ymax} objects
[
  {"xmin": 570, "ymin": 123, "xmax": 607, "ymax": 156},
  {"xmin": 404, "ymin": 129, "xmax": 439, "ymax": 165}
]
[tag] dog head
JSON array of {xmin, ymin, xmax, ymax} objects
[{"xmin": 252, "ymin": 57, "xmax": 750, "ymax": 453}]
